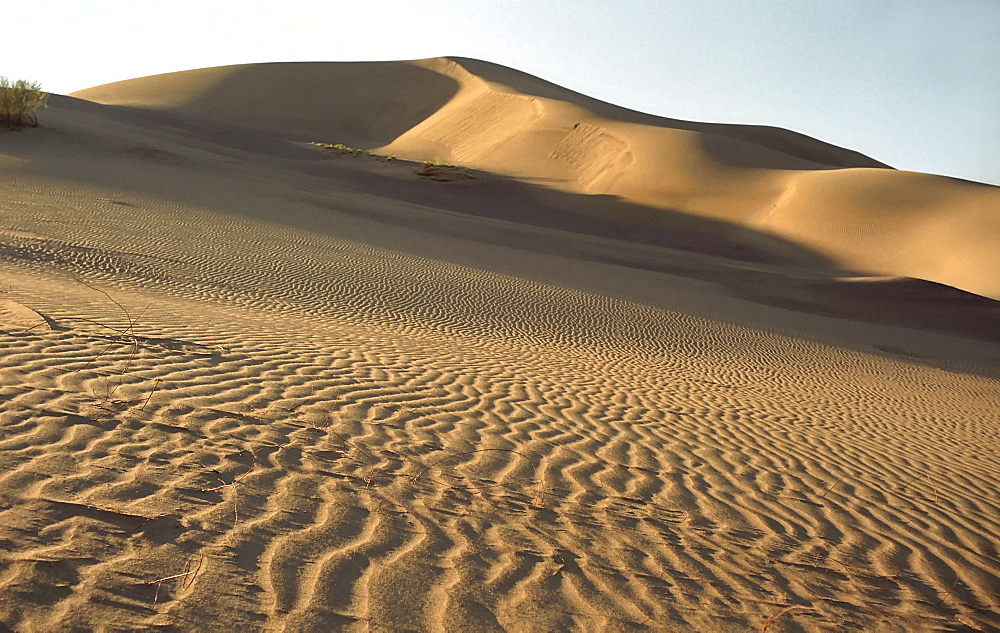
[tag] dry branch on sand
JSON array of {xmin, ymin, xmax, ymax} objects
[
  {"xmin": 144, "ymin": 553, "xmax": 204, "ymax": 604},
  {"xmin": 74, "ymin": 279, "xmax": 152, "ymax": 413},
  {"xmin": 759, "ymin": 605, "xmax": 817, "ymax": 632},
  {"xmin": 201, "ymin": 449, "xmax": 257, "ymax": 528}
]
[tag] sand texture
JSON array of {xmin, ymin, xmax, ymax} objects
[{"xmin": 0, "ymin": 58, "xmax": 998, "ymax": 631}]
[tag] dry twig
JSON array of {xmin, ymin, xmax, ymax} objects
[
  {"xmin": 139, "ymin": 378, "xmax": 160, "ymax": 411},
  {"xmin": 760, "ymin": 605, "xmax": 816, "ymax": 632},
  {"xmin": 935, "ymin": 573, "xmax": 961, "ymax": 607},
  {"xmin": 74, "ymin": 279, "xmax": 152, "ymax": 411},
  {"xmin": 144, "ymin": 553, "xmax": 204, "ymax": 604},
  {"xmin": 923, "ymin": 474, "xmax": 941, "ymax": 504},
  {"xmin": 818, "ymin": 474, "xmax": 848, "ymax": 500},
  {"xmin": 201, "ymin": 450, "xmax": 256, "ymax": 527}
]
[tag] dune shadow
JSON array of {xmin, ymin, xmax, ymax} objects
[
  {"xmin": 728, "ymin": 275, "xmax": 1000, "ymax": 345},
  {"xmin": 73, "ymin": 61, "xmax": 460, "ymax": 150},
  {"xmin": 202, "ymin": 155, "xmax": 1000, "ymax": 347},
  {"xmin": 9, "ymin": 98, "xmax": 1000, "ymax": 351},
  {"xmin": 324, "ymin": 163, "xmax": 835, "ymax": 270},
  {"xmin": 696, "ymin": 129, "xmax": 890, "ymax": 171},
  {"xmin": 18, "ymin": 97, "xmax": 836, "ymax": 272}
]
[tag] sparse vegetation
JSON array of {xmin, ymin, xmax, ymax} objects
[
  {"xmin": 417, "ymin": 159, "xmax": 480, "ymax": 182},
  {"xmin": 310, "ymin": 141, "xmax": 363, "ymax": 157},
  {"xmin": 309, "ymin": 141, "xmax": 480, "ymax": 181},
  {"xmin": 0, "ymin": 77, "xmax": 48, "ymax": 128},
  {"xmin": 312, "ymin": 142, "xmax": 399, "ymax": 163}
]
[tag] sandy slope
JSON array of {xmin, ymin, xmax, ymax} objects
[
  {"xmin": 74, "ymin": 58, "xmax": 1000, "ymax": 299},
  {"xmin": 0, "ymin": 59, "xmax": 997, "ymax": 632}
]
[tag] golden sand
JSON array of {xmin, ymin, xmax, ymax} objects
[{"xmin": 0, "ymin": 59, "xmax": 997, "ymax": 631}]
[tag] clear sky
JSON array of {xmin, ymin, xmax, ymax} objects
[{"xmin": 6, "ymin": 0, "xmax": 999, "ymax": 185}]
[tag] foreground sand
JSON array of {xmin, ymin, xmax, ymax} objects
[{"xmin": 1, "ymin": 59, "xmax": 998, "ymax": 631}]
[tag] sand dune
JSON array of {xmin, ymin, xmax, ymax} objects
[
  {"xmin": 73, "ymin": 58, "xmax": 1000, "ymax": 298},
  {"xmin": 0, "ymin": 59, "xmax": 997, "ymax": 631}
]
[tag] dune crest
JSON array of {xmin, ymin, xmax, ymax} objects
[{"xmin": 73, "ymin": 57, "xmax": 1000, "ymax": 298}]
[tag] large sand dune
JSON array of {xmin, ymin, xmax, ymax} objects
[
  {"xmin": 0, "ymin": 59, "xmax": 997, "ymax": 631},
  {"xmin": 74, "ymin": 58, "xmax": 1000, "ymax": 299}
]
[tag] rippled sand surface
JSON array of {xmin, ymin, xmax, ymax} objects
[{"xmin": 1, "ymin": 60, "xmax": 998, "ymax": 632}]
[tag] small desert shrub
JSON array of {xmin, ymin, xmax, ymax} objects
[
  {"xmin": 330, "ymin": 143, "xmax": 361, "ymax": 156},
  {"xmin": 309, "ymin": 142, "xmax": 364, "ymax": 157},
  {"xmin": 0, "ymin": 77, "xmax": 48, "ymax": 128},
  {"xmin": 417, "ymin": 160, "xmax": 480, "ymax": 182}
]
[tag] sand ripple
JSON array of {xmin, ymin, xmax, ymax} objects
[{"xmin": 1, "ymin": 209, "xmax": 997, "ymax": 630}]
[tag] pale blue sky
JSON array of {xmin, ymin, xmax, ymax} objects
[{"xmin": 6, "ymin": 1, "xmax": 999, "ymax": 185}]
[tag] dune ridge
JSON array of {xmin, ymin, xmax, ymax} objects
[
  {"xmin": 0, "ymin": 58, "xmax": 996, "ymax": 631},
  {"xmin": 72, "ymin": 58, "xmax": 1000, "ymax": 299}
]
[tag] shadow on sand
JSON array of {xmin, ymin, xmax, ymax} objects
[{"xmin": 9, "ymin": 96, "xmax": 999, "ymax": 347}]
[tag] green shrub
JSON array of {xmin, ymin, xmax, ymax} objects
[
  {"xmin": 417, "ymin": 160, "xmax": 480, "ymax": 182},
  {"xmin": 0, "ymin": 77, "xmax": 48, "ymax": 128}
]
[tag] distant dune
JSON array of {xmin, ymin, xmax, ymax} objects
[
  {"xmin": 0, "ymin": 59, "xmax": 997, "ymax": 632},
  {"xmin": 74, "ymin": 58, "xmax": 1000, "ymax": 298}
]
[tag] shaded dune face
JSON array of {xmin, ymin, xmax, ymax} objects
[
  {"xmin": 71, "ymin": 57, "xmax": 1000, "ymax": 299},
  {"xmin": 767, "ymin": 169, "xmax": 1000, "ymax": 299},
  {"xmin": 72, "ymin": 61, "xmax": 461, "ymax": 148}
]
